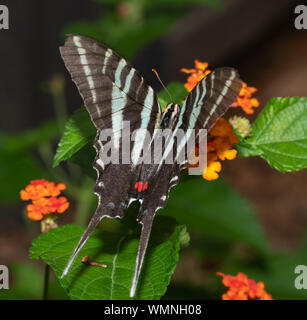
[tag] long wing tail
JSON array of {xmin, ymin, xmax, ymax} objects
[
  {"xmin": 61, "ymin": 211, "xmax": 106, "ymax": 278},
  {"xmin": 130, "ymin": 213, "xmax": 154, "ymax": 297}
]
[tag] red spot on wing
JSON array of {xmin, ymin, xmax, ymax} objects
[
  {"xmin": 134, "ymin": 181, "xmax": 148, "ymax": 192},
  {"xmin": 143, "ymin": 182, "xmax": 148, "ymax": 191},
  {"xmin": 134, "ymin": 182, "xmax": 143, "ymax": 193}
]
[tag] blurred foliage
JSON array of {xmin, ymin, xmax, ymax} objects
[
  {"xmin": 0, "ymin": 121, "xmax": 58, "ymax": 203},
  {"xmin": 62, "ymin": 0, "xmax": 221, "ymax": 59},
  {"xmin": 0, "ymin": 263, "xmax": 67, "ymax": 300}
]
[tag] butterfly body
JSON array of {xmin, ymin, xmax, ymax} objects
[{"xmin": 59, "ymin": 34, "xmax": 242, "ymax": 297}]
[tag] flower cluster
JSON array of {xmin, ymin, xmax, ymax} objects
[
  {"xmin": 217, "ymin": 272, "xmax": 273, "ymax": 300},
  {"xmin": 204, "ymin": 118, "xmax": 239, "ymax": 180},
  {"xmin": 180, "ymin": 60, "xmax": 211, "ymax": 92},
  {"xmin": 181, "ymin": 60, "xmax": 259, "ymax": 180},
  {"xmin": 20, "ymin": 179, "xmax": 69, "ymax": 221},
  {"xmin": 231, "ymin": 82, "xmax": 259, "ymax": 114}
]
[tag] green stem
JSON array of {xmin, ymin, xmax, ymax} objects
[{"xmin": 43, "ymin": 264, "xmax": 50, "ymax": 300}]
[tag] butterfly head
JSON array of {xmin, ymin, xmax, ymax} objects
[{"xmin": 160, "ymin": 103, "xmax": 181, "ymax": 129}]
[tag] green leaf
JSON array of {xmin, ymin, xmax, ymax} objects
[
  {"xmin": 30, "ymin": 216, "xmax": 186, "ymax": 300},
  {"xmin": 157, "ymin": 82, "xmax": 187, "ymax": 109},
  {"xmin": 238, "ymin": 97, "xmax": 307, "ymax": 172},
  {"xmin": 162, "ymin": 177, "xmax": 269, "ymax": 253},
  {"xmin": 53, "ymin": 108, "xmax": 96, "ymax": 167},
  {"xmin": 70, "ymin": 144, "xmax": 97, "ymax": 180}
]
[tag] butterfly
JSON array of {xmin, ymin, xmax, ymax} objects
[{"xmin": 59, "ymin": 34, "xmax": 243, "ymax": 297}]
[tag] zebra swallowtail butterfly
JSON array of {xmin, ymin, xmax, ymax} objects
[{"xmin": 59, "ymin": 34, "xmax": 242, "ymax": 297}]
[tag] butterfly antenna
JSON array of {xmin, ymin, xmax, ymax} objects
[{"xmin": 152, "ymin": 68, "xmax": 174, "ymax": 103}]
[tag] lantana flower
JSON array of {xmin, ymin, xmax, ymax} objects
[
  {"xmin": 217, "ymin": 272, "xmax": 273, "ymax": 300},
  {"xmin": 20, "ymin": 179, "xmax": 69, "ymax": 231},
  {"xmin": 181, "ymin": 60, "xmax": 211, "ymax": 92},
  {"xmin": 204, "ymin": 118, "xmax": 238, "ymax": 180},
  {"xmin": 189, "ymin": 118, "xmax": 239, "ymax": 181},
  {"xmin": 231, "ymin": 82, "xmax": 259, "ymax": 114}
]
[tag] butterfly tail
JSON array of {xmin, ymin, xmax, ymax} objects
[
  {"xmin": 130, "ymin": 213, "xmax": 154, "ymax": 297},
  {"xmin": 61, "ymin": 211, "xmax": 106, "ymax": 278}
]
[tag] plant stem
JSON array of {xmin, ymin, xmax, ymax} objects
[{"xmin": 43, "ymin": 264, "xmax": 50, "ymax": 300}]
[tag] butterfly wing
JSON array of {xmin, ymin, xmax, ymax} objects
[
  {"xmin": 59, "ymin": 35, "xmax": 162, "ymax": 282},
  {"xmin": 181, "ymin": 67, "xmax": 242, "ymax": 131},
  {"xmin": 158, "ymin": 68, "xmax": 243, "ymax": 169}
]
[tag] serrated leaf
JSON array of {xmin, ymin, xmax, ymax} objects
[
  {"xmin": 53, "ymin": 108, "xmax": 96, "ymax": 167},
  {"xmin": 69, "ymin": 144, "xmax": 97, "ymax": 180},
  {"xmin": 239, "ymin": 97, "xmax": 307, "ymax": 172},
  {"xmin": 30, "ymin": 216, "xmax": 186, "ymax": 300}
]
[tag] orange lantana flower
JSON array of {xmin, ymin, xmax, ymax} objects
[
  {"xmin": 204, "ymin": 118, "xmax": 238, "ymax": 180},
  {"xmin": 189, "ymin": 118, "xmax": 238, "ymax": 181},
  {"xmin": 20, "ymin": 179, "xmax": 66, "ymax": 201},
  {"xmin": 20, "ymin": 179, "xmax": 69, "ymax": 222},
  {"xmin": 181, "ymin": 60, "xmax": 211, "ymax": 92},
  {"xmin": 48, "ymin": 196, "xmax": 70, "ymax": 213},
  {"xmin": 217, "ymin": 272, "xmax": 273, "ymax": 300},
  {"xmin": 27, "ymin": 198, "xmax": 50, "ymax": 221},
  {"xmin": 232, "ymin": 82, "xmax": 259, "ymax": 114}
]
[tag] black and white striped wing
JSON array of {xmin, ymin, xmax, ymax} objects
[
  {"xmin": 59, "ymin": 35, "xmax": 162, "ymax": 287},
  {"xmin": 174, "ymin": 67, "xmax": 242, "ymax": 165},
  {"xmin": 180, "ymin": 68, "xmax": 242, "ymax": 131},
  {"xmin": 60, "ymin": 34, "xmax": 161, "ymax": 132}
]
